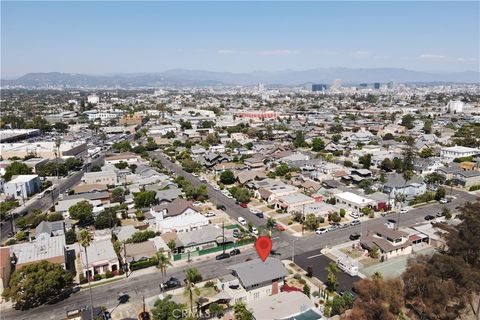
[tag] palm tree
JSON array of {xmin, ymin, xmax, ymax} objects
[
  {"xmin": 372, "ymin": 271, "xmax": 383, "ymax": 280},
  {"xmin": 184, "ymin": 267, "xmax": 201, "ymax": 314},
  {"xmin": 155, "ymin": 252, "xmax": 172, "ymax": 284},
  {"xmin": 78, "ymin": 230, "xmax": 94, "ymax": 319},
  {"xmin": 325, "ymin": 262, "xmax": 340, "ymax": 291}
]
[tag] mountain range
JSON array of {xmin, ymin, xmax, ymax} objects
[{"xmin": 1, "ymin": 68, "xmax": 479, "ymax": 88}]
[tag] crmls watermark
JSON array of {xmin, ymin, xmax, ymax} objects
[{"xmin": 172, "ymin": 309, "xmax": 222, "ymax": 319}]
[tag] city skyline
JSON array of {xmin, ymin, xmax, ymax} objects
[{"xmin": 1, "ymin": 1, "xmax": 479, "ymax": 78}]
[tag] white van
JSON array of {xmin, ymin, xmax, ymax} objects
[{"xmin": 238, "ymin": 217, "xmax": 247, "ymax": 225}]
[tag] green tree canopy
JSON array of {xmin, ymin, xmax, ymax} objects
[
  {"xmin": 311, "ymin": 137, "xmax": 325, "ymax": 152},
  {"xmin": 219, "ymin": 170, "xmax": 235, "ymax": 185},
  {"xmin": 134, "ymin": 190, "xmax": 157, "ymax": 208},
  {"xmin": 4, "ymin": 162, "xmax": 32, "ymax": 181},
  {"xmin": 151, "ymin": 295, "xmax": 186, "ymax": 320},
  {"xmin": 2, "ymin": 261, "xmax": 73, "ymax": 309},
  {"xmin": 68, "ymin": 200, "xmax": 93, "ymax": 225}
]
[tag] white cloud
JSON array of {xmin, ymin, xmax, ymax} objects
[
  {"xmin": 355, "ymin": 50, "xmax": 371, "ymax": 56},
  {"xmin": 256, "ymin": 49, "xmax": 300, "ymax": 56},
  {"xmin": 216, "ymin": 49, "xmax": 236, "ymax": 54},
  {"xmin": 419, "ymin": 54, "xmax": 448, "ymax": 60}
]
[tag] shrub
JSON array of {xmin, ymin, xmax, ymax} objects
[
  {"xmin": 129, "ymin": 258, "xmax": 157, "ymax": 271},
  {"xmin": 105, "ymin": 270, "xmax": 114, "ymax": 278},
  {"xmin": 5, "ymin": 238, "xmax": 16, "ymax": 245},
  {"xmin": 288, "ymin": 220, "xmax": 293, "ymax": 225},
  {"xmin": 318, "ymin": 217, "xmax": 325, "ymax": 223},
  {"xmin": 294, "ymin": 273, "xmax": 302, "ymax": 280},
  {"xmin": 469, "ymin": 185, "xmax": 480, "ymax": 191},
  {"xmin": 299, "ymin": 279, "xmax": 307, "ymax": 285},
  {"xmin": 204, "ymin": 281, "xmax": 215, "ymax": 288},
  {"xmin": 93, "ymin": 274, "xmax": 102, "ymax": 281},
  {"xmin": 79, "ymin": 273, "xmax": 87, "ymax": 284}
]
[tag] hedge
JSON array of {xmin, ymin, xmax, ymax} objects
[
  {"xmin": 469, "ymin": 185, "xmax": 480, "ymax": 191},
  {"xmin": 130, "ymin": 258, "xmax": 157, "ymax": 271}
]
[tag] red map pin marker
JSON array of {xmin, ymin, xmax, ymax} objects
[{"xmin": 255, "ymin": 236, "xmax": 272, "ymax": 262}]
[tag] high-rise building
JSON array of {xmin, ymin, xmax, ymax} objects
[
  {"xmin": 359, "ymin": 83, "xmax": 368, "ymax": 89},
  {"xmin": 387, "ymin": 81, "xmax": 395, "ymax": 89},
  {"xmin": 373, "ymin": 82, "xmax": 381, "ymax": 89},
  {"xmin": 312, "ymin": 84, "xmax": 327, "ymax": 92}
]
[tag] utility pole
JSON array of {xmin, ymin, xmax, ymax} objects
[{"xmin": 291, "ymin": 238, "xmax": 298, "ymax": 264}]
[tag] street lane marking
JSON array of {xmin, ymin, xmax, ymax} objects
[
  {"xmin": 307, "ymin": 253, "xmax": 323, "ymax": 259},
  {"xmin": 271, "ymin": 237, "xmax": 280, "ymax": 240}
]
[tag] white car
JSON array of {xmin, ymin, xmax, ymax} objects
[
  {"xmin": 439, "ymin": 198, "xmax": 448, "ymax": 204},
  {"xmin": 192, "ymin": 173, "xmax": 199, "ymax": 177},
  {"xmin": 213, "ymin": 185, "xmax": 220, "ymax": 191},
  {"xmin": 349, "ymin": 212, "xmax": 359, "ymax": 219},
  {"xmin": 225, "ymin": 194, "xmax": 234, "ymax": 199},
  {"xmin": 192, "ymin": 201, "xmax": 202, "ymax": 207},
  {"xmin": 204, "ymin": 212, "xmax": 216, "ymax": 217},
  {"xmin": 315, "ymin": 227, "xmax": 328, "ymax": 234},
  {"xmin": 251, "ymin": 227, "xmax": 259, "ymax": 235},
  {"xmin": 400, "ymin": 208, "xmax": 408, "ymax": 214},
  {"xmin": 238, "ymin": 217, "xmax": 247, "ymax": 225}
]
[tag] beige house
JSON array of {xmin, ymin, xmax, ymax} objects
[{"xmin": 360, "ymin": 226, "xmax": 412, "ymax": 260}]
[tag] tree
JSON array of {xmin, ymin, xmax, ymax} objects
[
  {"xmin": 64, "ymin": 157, "xmax": 83, "ymax": 171},
  {"xmin": 111, "ymin": 141, "xmax": 132, "ymax": 152},
  {"xmin": 233, "ymin": 301, "xmax": 253, "ymax": 320},
  {"xmin": 275, "ymin": 163, "xmax": 290, "ymax": 176},
  {"xmin": 151, "ymin": 296, "xmax": 186, "ymax": 320},
  {"xmin": 47, "ymin": 212, "xmax": 64, "ymax": 222},
  {"xmin": 94, "ymin": 210, "xmax": 120, "ymax": 230},
  {"xmin": 127, "ymin": 230, "xmax": 157, "ymax": 243},
  {"xmin": 343, "ymin": 278, "xmax": 405, "ymax": 320},
  {"xmin": 155, "ymin": 252, "xmax": 172, "ymax": 285},
  {"xmin": 435, "ymin": 187, "xmax": 446, "ymax": 201},
  {"xmin": 325, "ymin": 292, "xmax": 354, "ymax": 317},
  {"xmin": 2, "ymin": 261, "xmax": 73, "ymax": 309},
  {"xmin": 293, "ymin": 130, "xmax": 307, "ymax": 148},
  {"xmin": 111, "ymin": 187, "xmax": 126, "ymax": 203},
  {"xmin": 311, "ymin": 137, "xmax": 325, "ymax": 151},
  {"xmin": 383, "ymin": 133, "xmax": 395, "ymax": 140},
  {"xmin": 303, "ymin": 284, "xmax": 311, "ymax": 297},
  {"xmin": 229, "ymin": 187, "xmax": 251, "ymax": 203},
  {"xmin": 380, "ymin": 158, "xmax": 394, "ymax": 172},
  {"xmin": 167, "ymin": 239, "xmax": 176, "ymax": 252},
  {"xmin": 420, "ymin": 147, "xmax": 434, "ymax": 158},
  {"xmin": 423, "ymin": 119, "xmax": 433, "ymax": 134},
  {"xmin": 65, "ymin": 229, "xmax": 76, "ymax": 245},
  {"xmin": 208, "ymin": 302, "xmax": 224, "ymax": 319},
  {"xmin": 114, "ymin": 162, "xmax": 128, "ymax": 170},
  {"xmin": 358, "ymin": 154, "xmax": 372, "ymax": 169},
  {"xmin": 304, "ymin": 213, "xmax": 319, "ymax": 230},
  {"xmin": 401, "ymin": 114, "xmax": 415, "ymax": 129},
  {"xmin": 219, "ymin": 170, "xmax": 235, "ymax": 185},
  {"xmin": 4, "ymin": 162, "xmax": 32, "ymax": 181},
  {"xmin": 181, "ymin": 159, "xmax": 202, "ymax": 173},
  {"xmin": 325, "ymin": 262, "xmax": 340, "ymax": 291},
  {"xmin": 344, "ymin": 160, "xmax": 353, "ymax": 167},
  {"xmin": 78, "ymin": 230, "xmax": 95, "ymax": 319},
  {"xmin": 134, "ymin": 190, "xmax": 157, "ymax": 208},
  {"xmin": 184, "ymin": 268, "xmax": 202, "ymax": 314},
  {"xmin": 68, "ymin": 200, "xmax": 93, "ymax": 225}
]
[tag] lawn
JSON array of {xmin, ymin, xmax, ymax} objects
[
  {"xmin": 340, "ymin": 247, "xmax": 363, "ymax": 259},
  {"xmin": 173, "ymin": 286, "xmax": 218, "ymax": 305},
  {"xmin": 359, "ymin": 257, "xmax": 380, "ymax": 268}
]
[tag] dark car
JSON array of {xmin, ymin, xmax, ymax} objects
[
  {"xmin": 163, "ymin": 277, "xmax": 181, "ymax": 289},
  {"xmin": 216, "ymin": 205, "xmax": 226, "ymax": 211},
  {"xmin": 230, "ymin": 249, "xmax": 241, "ymax": 256},
  {"xmin": 349, "ymin": 233, "xmax": 361, "ymax": 241},
  {"xmin": 424, "ymin": 215, "xmax": 435, "ymax": 221},
  {"xmin": 270, "ymin": 250, "xmax": 281, "ymax": 256},
  {"xmin": 117, "ymin": 292, "xmax": 130, "ymax": 304},
  {"xmin": 216, "ymin": 252, "xmax": 231, "ymax": 260},
  {"xmin": 255, "ymin": 212, "xmax": 264, "ymax": 219}
]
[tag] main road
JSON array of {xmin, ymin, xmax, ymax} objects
[{"xmin": 3, "ymin": 150, "xmax": 478, "ymax": 319}]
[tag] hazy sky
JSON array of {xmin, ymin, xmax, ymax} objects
[{"xmin": 1, "ymin": 1, "xmax": 479, "ymax": 78}]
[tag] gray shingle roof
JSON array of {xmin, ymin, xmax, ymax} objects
[{"xmin": 230, "ymin": 258, "xmax": 288, "ymax": 288}]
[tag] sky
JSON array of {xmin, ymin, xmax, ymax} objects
[{"xmin": 1, "ymin": 1, "xmax": 479, "ymax": 78}]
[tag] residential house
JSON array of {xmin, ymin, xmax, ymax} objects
[
  {"xmin": 383, "ymin": 173, "xmax": 426, "ymax": 199},
  {"xmin": 334, "ymin": 191, "xmax": 375, "ymax": 212},
  {"xmin": 35, "ymin": 220, "xmax": 68, "ymax": 240},
  {"xmin": 123, "ymin": 241, "xmax": 157, "ymax": 264},
  {"xmin": 10, "ymin": 236, "xmax": 66, "ymax": 269},
  {"xmin": 275, "ymin": 194, "xmax": 316, "ymax": 213},
  {"xmin": 453, "ymin": 170, "xmax": 480, "ymax": 188},
  {"xmin": 78, "ymin": 240, "xmax": 119, "ymax": 277},
  {"xmin": 360, "ymin": 225, "xmax": 412, "ymax": 260},
  {"xmin": 149, "ymin": 198, "xmax": 209, "ymax": 233},
  {"xmin": 244, "ymin": 155, "xmax": 266, "ymax": 169},
  {"xmin": 250, "ymin": 179, "xmax": 298, "ymax": 203},
  {"xmin": 219, "ymin": 258, "xmax": 288, "ymax": 303},
  {"xmin": 176, "ymin": 225, "xmax": 233, "ymax": 254}
]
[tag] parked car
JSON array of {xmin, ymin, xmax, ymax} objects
[
  {"xmin": 163, "ymin": 277, "xmax": 181, "ymax": 289},
  {"xmin": 424, "ymin": 215, "xmax": 435, "ymax": 221},
  {"xmin": 251, "ymin": 227, "xmax": 259, "ymax": 235},
  {"xmin": 192, "ymin": 201, "xmax": 202, "ymax": 207},
  {"xmin": 436, "ymin": 212, "xmax": 443, "ymax": 217},
  {"xmin": 439, "ymin": 198, "xmax": 448, "ymax": 204},
  {"xmin": 270, "ymin": 250, "xmax": 281, "ymax": 256},
  {"xmin": 230, "ymin": 249, "xmax": 241, "ymax": 256},
  {"xmin": 232, "ymin": 229, "xmax": 240, "ymax": 238},
  {"xmin": 192, "ymin": 173, "xmax": 199, "ymax": 177},
  {"xmin": 215, "ymin": 252, "xmax": 230, "ymax": 260},
  {"xmin": 213, "ymin": 185, "xmax": 220, "ymax": 191},
  {"xmin": 276, "ymin": 224, "xmax": 286, "ymax": 232},
  {"xmin": 350, "ymin": 219, "xmax": 361, "ymax": 226},
  {"xmin": 400, "ymin": 208, "xmax": 408, "ymax": 214},
  {"xmin": 238, "ymin": 217, "xmax": 247, "ymax": 225},
  {"xmin": 349, "ymin": 212, "xmax": 359, "ymax": 219},
  {"xmin": 239, "ymin": 202, "xmax": 248, "ymax": 208},
  {"xmin": 204, "ymin": 212, "xmax": 216, "ymax": 217},
  {"xmin": 199, "ymin": 177, "xmax": 207, "ymax": 182},
  {"xmin": 315, "ymin": 227, "xmax": 328, "ymax": 234},
  {"xmin": 255, "ymin": 212, "xmax": 264, "ymax": 219},
  {"xmin": 349, "ymin": 233, "xmax": 361, "ymax": 241},
  {"xmin": 385, "ymin": 219, "xmax": 396, "ymax": 229},
  {"xmin": 328, "ymin": 225, "xmax": 338, "ymax": 232},
  {"xmin": 217, "ymin": 204, "xmax": 226, "ymax": 211}
]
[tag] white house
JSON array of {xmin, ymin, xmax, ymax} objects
[
  {"xmin": 440, "ymin": 146, "xmax": 480, "ymax": 161},
  {"xmin": 149, "ymin": 198, "xmax": 208, "ymax": 233},
  {"xmin": 3, "ymin": 175, "xmax": 41, "ymax": 200},
  {"xmin": 334, "ymin": 191, "xmax": 375, "ymax": 212},
  {"xmin": 78, "ymin": 239, "xmax": 120, "ymax": 277}
]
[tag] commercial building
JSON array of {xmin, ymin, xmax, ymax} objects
[
  {"xmin": 440, "ymin": 146, "xmax": 480, "ymax": 160},
  {"xmin": 312, "ymin": 84, "xmax": 327, "ymax": 92},
  {"xmin": 82, "ymin": 171, "xmax": 118, "ymax": 185},
  {"xmin": 0, "ymin": 129, "xmax": 41, "ymax": 143},
  {"xmin": 0, "ymin": 141, "xmax": 87, "ymax": 159},
  {"xmin": 3, "ymin": 175, "xmax": 41, "ymax": 200}
]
